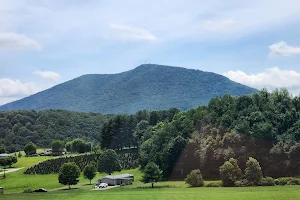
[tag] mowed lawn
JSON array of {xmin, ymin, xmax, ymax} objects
[
  {"xmin": 1, "ymin": 156, "xmax": 300, "ymax": 200},
  {"xmin": 1, "ymin": 186, "xmax": 300, "ymax": 200}
]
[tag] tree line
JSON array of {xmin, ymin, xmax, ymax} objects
[{"xmin": 137, "ymin": 89, "xmax": 300, "ymax": 180}]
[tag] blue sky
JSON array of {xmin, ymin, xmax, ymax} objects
[{"xmin": 1, "ymin": 0, "xmax": 300, "ymax": 105}]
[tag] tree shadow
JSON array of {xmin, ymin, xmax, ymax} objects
[{"xmin": 60, "ymin": 188, "xmax": 80, "ymax": 191}]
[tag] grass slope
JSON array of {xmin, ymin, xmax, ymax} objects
[
  {"xmin": 1, "ymin": 156, "xmax": 299, "ymax": 200},
  {"xmin": 0, "ymin": 64, "xmax": 257, "ymax": 114},
  {"xmin": 1, "ymin": 186, "xmax": 300, "ymax": 200}
]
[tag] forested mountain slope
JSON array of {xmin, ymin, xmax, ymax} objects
[
  {"xmin": 0, "ymin": 110, "xmax": 112, "ymax": 152},
  {"xmin": 0, "ymin": 64, "xmax": 257, "ymax": 114}
]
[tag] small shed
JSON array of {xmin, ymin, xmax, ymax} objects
[
  {"xmin": 0, "ymin": 154, "xmax": 9, "ymax": 158},
  {"xmin": 98, "ymin": 174, "xmax": 134, "ymax": 186}
]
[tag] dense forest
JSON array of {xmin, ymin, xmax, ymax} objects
[
  {"xmin": 0, "ymin": 110, "xmax": 112, "ymax": 152},
  {"xmin": 0, "ymin": 108, "xmax": 179, "ymax": 153},
  {"xmin": 1, "ymin": 88, "xmax": 300, "ymax": 180},
  {"xmin": 0, "ymin": 64, "xmax": 256, "ymax": 114},
  {"xmin": 102, "ymin": 88, "xmax": 300, "ymax": 179}
]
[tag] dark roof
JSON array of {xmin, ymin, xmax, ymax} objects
[{"xmin": 100, "ymin": 173, "xmax": 134, "ymax": 180}]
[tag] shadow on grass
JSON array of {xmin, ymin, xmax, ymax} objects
[
  {"xmin": 60, "ymin": 188, "xmax": 80, "ymax": 191},
  {"xmin": 131, "ymin": 185, "xmax": 180, "ymax": 189}
]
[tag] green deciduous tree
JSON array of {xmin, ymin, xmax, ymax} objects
[
  {"xmin": 185, "ymin": 169, "xmax": 204, "ymax": 187},
  {"xmin": 24, "ymin": 142, "xmax": 37, "ymax": 156},
  {"xmin": 71, "ymin": 138, "xmax": 87, "ymax": 153},
  {"xmin": 98, "ymin": 149, "xmax": 121, "ymax": 174},
  {"xmin": 245, "ymin": 157, "xmax": 263, "ymax": 185},
  {"xmin": 58, "ymin": 162, "xmax": 81, "ymax": 189},
  {"xmin": 83, "ymin": 163, "xmax": 97, "ymax": 184},
  {"xmin": 0, "ymin": 156, "xmax": 17, "ymax": 178},
  {"xmin": 51, "ymin": 140, "xmax": 64, "ymax": 153},
  {"xmin": 228, "ymin": 158, "xmax": 242, "ymax": 181},
  {"xmin": 141, "ymin": 162, "xmax": 162, "ymax": 188},
  {"xmin": 219, "ymin": 161, "xmax": 235, "ymax": 187}
]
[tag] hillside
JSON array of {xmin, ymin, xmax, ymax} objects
[
  {"xmin": 0, "ymin": 110, "xmax": 112, "ymax": 152},
  {"xmin": 0, "ymin": 64, "xmax": 257, "ymax": 114}
]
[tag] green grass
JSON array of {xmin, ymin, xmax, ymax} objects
[
  {"xmin": 1, "ymin": 186, "xmax": 300, "ymax": 200},
  {"xmin": 13, "ymin": 156, "xmax": 53, "ymax": 168},
  {"xmin": 1, "ymin": 157, "xmax": 300, "ymax": 200}
]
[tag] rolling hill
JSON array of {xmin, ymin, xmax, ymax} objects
[{"xmin": 0, "ymin": 64, "xmax": 257, "ymax": 114}]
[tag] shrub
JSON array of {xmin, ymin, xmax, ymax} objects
[
  {"xmin": 234, "ymin": 179, "xmax": 252, "ymax": 187},
  {"xmin": 245, "ymin": 157, "xmax": 262, "ymax": 185},
  {"xmin": 287, "ymin": 178, "xmax": 300, "ymax": 185},
  {"xmin": 205, "ymin": 182, "xmax": 222, "ymax": 187},
  {"xmin": 274, "ymin": 177, "xmax": 300, "ymax": 185},
  {"xmin": 185, "ymin": 169, "xmax": 204, "ymax": 187},
  {"xmin": 219, "ymin": 158, "xmax": 242, "ymax": 187},
  {"xmin": 258, "ymin": 177, "xmax": 275, "ymax": 186}
]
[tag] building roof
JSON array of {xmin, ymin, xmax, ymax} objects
[
  {"xmin": 100, "ymin": 173, "xmax": 134, "ymax": 180},
  {"xmin": 0, "ymin": 154, "xmax": 10, "ymax": 157}
]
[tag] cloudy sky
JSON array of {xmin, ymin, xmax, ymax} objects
[{"xmin": 1, "ymin": 0, "xmax": 300, "ymax": 105}]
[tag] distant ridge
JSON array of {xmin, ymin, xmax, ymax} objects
[{"xmin": 0, "ymin": 64, "xmax": 257, "ymax": 114}]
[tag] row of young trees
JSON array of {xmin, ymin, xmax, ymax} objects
[{"xmin": 24, "ymin": 149, "xmax": 138, "ymax": 175}]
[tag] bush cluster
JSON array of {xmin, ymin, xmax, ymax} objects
[
  {"xmin": 185, "ymin": 169, "xmax": 204, "ymax": 187},
  {"xmin": 274, "ymin": 177, "xmax": 300, "ymax": 185}
]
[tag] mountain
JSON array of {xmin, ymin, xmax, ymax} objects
[{"xmin": 0, "ymin": 64, "xmax": 257, "ymax": 114}]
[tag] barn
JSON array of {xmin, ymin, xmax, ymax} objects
[{"xmin": 98, "ymin": 174, "xmax": 134, "ymax": 186}]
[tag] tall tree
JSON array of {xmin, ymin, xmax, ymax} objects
[
  {"xmin": 24, "ymin": 142, "xmax": 37, "ymax": 156},
  {"xmin": 98, "ymin": 149, "xmax": 121, "ymax": 174},
  {"xmin": 58, "ymin": 162, "xmax": 81, "ymax": 189},
  {"xmin": 51, "ymin": 140, "xmax": 64, "ymax": 153},
  {"xmin": 245, "ymin": 157, "xmax": 263, "ymax": 185},
  {"xmin": 141, "ymin": 162, "xmax": 162, "ymax": 188},
  {"xmin": 71, "ymin": 138, "xmax": 86, "ymax": 153},
  {"xmin": 83, "ymin": 163, "xmax": 97, "ymax": 184}
]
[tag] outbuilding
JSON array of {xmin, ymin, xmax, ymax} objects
[{"xmin": 98, "ymin": 174, "xmax": 134, "ymax": 186}]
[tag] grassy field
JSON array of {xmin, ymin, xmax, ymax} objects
[
  {"xmin": 1, "ymin": 156, "xmax": 300, "ymax": 200},
  {"xmin": 1, "ymin": 186, "xmax": 300, "ymax": 200}
]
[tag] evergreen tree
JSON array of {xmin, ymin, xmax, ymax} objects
[{"xmin": 141, "ymin": 162, "xmax": 162, "ymax": 188}]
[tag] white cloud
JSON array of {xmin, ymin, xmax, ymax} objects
[
  {"xmin": 223, "ymin": 67, "xmax": 300, "ymax": 93},
  {"xmin": 0, "ymin": 33, "xmax": 41, "ymax": 50},
  {"xmin": 0, "ymin": 78, "xmax": 38, "ymax": 97},
  {"xmin": 269, "ymin": 41, "xmax": 300, "ymax": 56},
  {"xmin": 109, "ymin": 24, "xmax": 157, "ymax": 41},
  {"xmin": 202, "ymin": 19, "xmax": 238, "ymax": 32},
  {"xmin": 33, "ymin": 71, "xmax": 61, "ymax": 81}
]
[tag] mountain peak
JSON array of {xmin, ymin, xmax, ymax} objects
[{"xmin": 0, "ymin": 64, "xmax": 257, "ymax": 114}]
